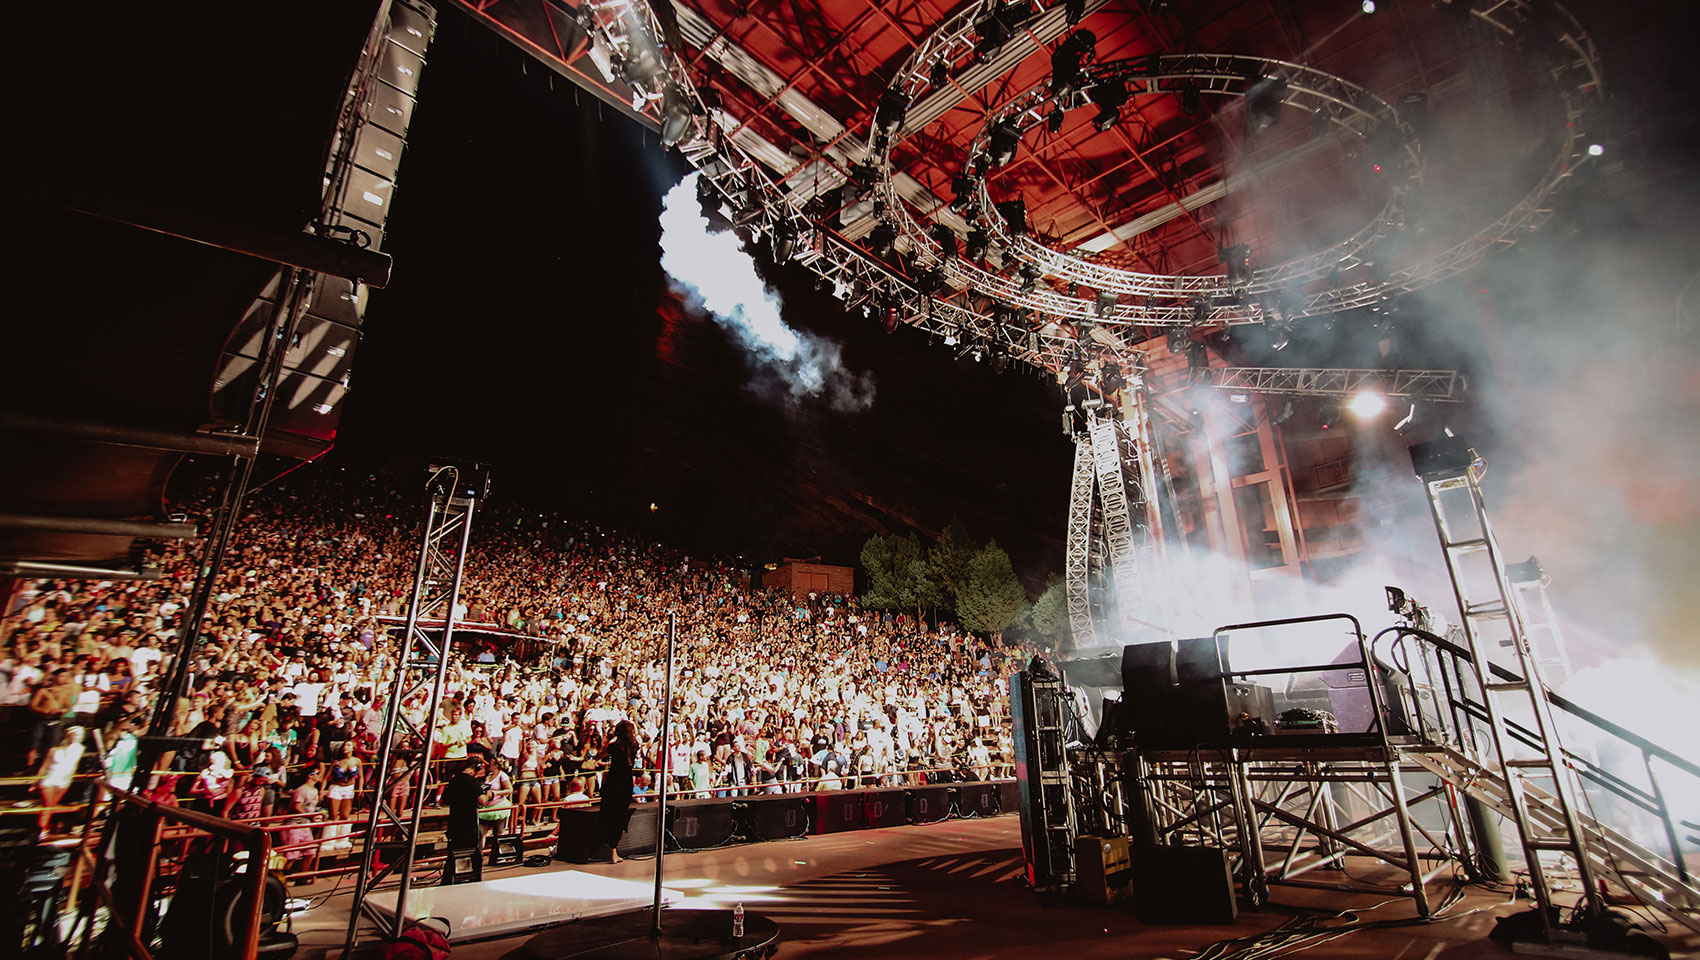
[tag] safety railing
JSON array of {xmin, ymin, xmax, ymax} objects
[
  {"xmin": 1373, "ymin": 624, "xmax": 1700, "ymax": 889},
  {"xmin": 68, "ymin": 782, "xmax": 271, "ymax": 960}
]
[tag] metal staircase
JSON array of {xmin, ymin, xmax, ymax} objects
[
  {"xmin": 1377, "ymin": 438, "xmax": 1700, "ymax": 937},
  {"xmin": 1408, "ymin": 743, "xmax": 1700, "ymax": 933}
]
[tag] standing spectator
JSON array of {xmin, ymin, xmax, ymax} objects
[
  {"xmin": 35, "ymin": 726, "xmax": 86, "ymax": 835},
  {"xmin": 443, "ymin": 756, "xmax": 489, "ymax": 885},
  {"xmin": 598, "ymin": 720, "xmax": 638, "ymax": 862}
]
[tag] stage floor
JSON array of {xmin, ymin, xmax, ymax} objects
[
  {"xmin": 365, "ymin": 871, "xmax": 681, "ymax": 943},
  {"xmin": 291, "ymin": 817, "xmax": 1700, "ymax": 960}
]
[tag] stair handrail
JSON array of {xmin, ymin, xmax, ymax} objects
[{"xmin": 1377, "ymin": 624, "xmax": 1697, "ymax": 890}]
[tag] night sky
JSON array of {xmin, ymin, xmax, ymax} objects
[{"xmin": 336, "ymin": 19, "xmax": 1072, "ymax": 585}]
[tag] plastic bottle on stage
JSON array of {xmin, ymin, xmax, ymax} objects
[{"xmin": 732, "ymin": 903, "xmax": 745, "ymax": 939}]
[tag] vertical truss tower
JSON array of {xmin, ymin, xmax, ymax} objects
[
  {"xmin": 343, "ymin": 465, "xmax": 486, "ymax": 951},
  {"xmin": 1065, "ymin": 397, "xmax": 1165, "ymax": 647}
]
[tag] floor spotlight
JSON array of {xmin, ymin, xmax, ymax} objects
[{"xmin": 1347, "ymin": 391, "xmax": 1387, "ymax": 418}]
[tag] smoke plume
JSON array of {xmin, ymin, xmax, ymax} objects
[{"xmin": 658, "ymin": 173, "xmax": 874, "ymax": 413}]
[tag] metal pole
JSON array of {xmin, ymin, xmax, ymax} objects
[{"xmin": 650, "ymin": 611, "xmax": 678, "ymax": 938}]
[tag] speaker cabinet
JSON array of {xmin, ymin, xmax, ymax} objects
[
  {"xmin": 1175, "ymin": 636, "xmax": 1231, "ymax": 684},
  {"xmin": 907, "ymin": 786, "xmax": 950, "ymax": 824},
  {"xmin": 956, "ymin": 782, "xmax": 998, "ymax": 818},
  {"xmin": 554, "ymin": 803, "xmax": 658, "ymax": 862},
  {"xmin": 996, "ymin": 779, "xmax": 1020, "ymax": 816},
  {"xmin": 862, "ymin": 788, "xmax": 909, "ymax": 828},
  {"xmin": 667, "ymin": 798, "xmax": 736, "ymax": 850},
  {"xmin": 810, "ymin": 791, "xmax": 865, "ymax": 834},
  {"xmin": 741, "ymin": 795, "xmax": 809, "ymax": 840},
  {"xmin": 1131, "ymin": 846, "xmax": 1239, "ymax": 924}
]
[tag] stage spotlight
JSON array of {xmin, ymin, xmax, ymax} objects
[
  {"xmin": 1191, "ymin": 296, "xmax": 1211, "ymax": 324},
  {"xmin": 996, "ymin": 199, "xmax": 1027, "ymax": 235},
  {"xmin": 771, "ymin": 221, "xmax": 796, "ymax": 261},
  {"xmin": 1018, "ymin": 264, "xmax": 1039, "ymax": 293},
  {"xmin": 1089, "ymin": 79, "xmax": 1127, "ymax": 132},
  {"xmin": 1219, "ymin": 243, "xmax": 1252, "ymax": 286},
  {"xmin": 659, "ymin": 92, "xmax": 695, "ymax": 148},
  {"xmin": 950, "ymin": 172, "xmax": 979, "ymax": 211},
  {"xmin": 882, "ymin": 304, "xmax": 900, "ymax": 333},
  {"xmin": 932, "ymin": 223, "xmax": 959, "ymax": 258},
  {"xmin": 965, "ymin": 229, "xmax": 990, "ymax": 261},
  {"xmin": 1245, "ymin": 74, "xmax": 1288, "ymax": 133},
  {"xmin": 1052, "ymin": 29, "xmax": 1096, "ymax": 100},
  {"xmin": 1180, "ymin": 83, "xmax": 1201, "ymax": 117},
  {"xmin": 990, "ymin": 351, "xmax": 1010, "ymax": 374},
  {"xmin": 1096, "ymin": 290, "xmax": 1118, "ymax": 316},
  {"xmin": 1047, "ymin": 109, "xmax": 1065, "ymax": 133},
  {"xmin": 989, "ymin": 122, "xmax": 1021, "ymax": 165},
  {"xmin": 1065, "ymin": 0, "xmax": 1087, "ymax": 24},
  {"xmin": 869, "ymin": 221, "xmax": 897, "ymax": 256},
  {"xmin": 929, "ymin": 59, "xmax": 950, "ymax": 88},
  {"xmin": 1318, "ymin": 402, "xmax": 1342, "ymax": 430},
  {"xmin": 1348, "ymin": 391, "xmax": 1387, "ymax": 418},
  {"xmin": 1587, "ymin": 143, "xmax": 1605, "ymax": 157},
  {"xmin": 975, "ymin": 8, "xmax": 1013, "ymax": 55},
  {"xmin": 1361, "ymin": 0, "xmax": 1377, "ymax": 13},
  {"xmin": 875, "ymin": 88, "xmax": 910, "ymax": 135}
]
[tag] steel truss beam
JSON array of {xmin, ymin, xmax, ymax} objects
[
  {"xmin": 1138, "ymin": 751, "xmax": 1453, "ymax": 916},
  {"xmin": 343, "ymin": 465, "xmax": 485, "ymax": 951},
  {"xmin": 1190, "ymin": 366, "xmax": 1466, "ymax": 401}
]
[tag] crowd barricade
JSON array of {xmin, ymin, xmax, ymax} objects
[{"xmin": 5, "ymin": 759, "xmax": 1019, "ymax": 894}]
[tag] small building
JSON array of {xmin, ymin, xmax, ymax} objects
[{"xmin": 762, "ymin": 558, "xmax": 854, "ymax": 598}]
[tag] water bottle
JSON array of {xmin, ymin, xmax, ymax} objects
[{"xmin": 732, "ymin": 902, "xmax": 745, "ymax": 939}]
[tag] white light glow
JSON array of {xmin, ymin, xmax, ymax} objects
[
  {"xmin": 1348, "ymin": 391, "xmax": 1387, "ymax": 418},
  {"xmin": 1361, "ymin": 0, "xmax": 1377, "ymax": 12},
  {"xmin": 1587, "ymin": 143, "xmax": 1605, "ymax": 157}
]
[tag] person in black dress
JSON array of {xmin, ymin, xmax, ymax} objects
[
  {"xmin": 598, "ymin": 720, "xmax": 639, "ymax": 862},
  {"xmin": 444, "ymin": 756, "xmax": 490, "ymax": 883}
]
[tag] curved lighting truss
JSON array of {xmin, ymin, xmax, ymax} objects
[
  {"xmin": 602, "ymin": 0, "xmax": 1602, "ymax": 381},
  {"xmin": 865, "ymin": 0, "xmax": 1605, "ymax": 333}
]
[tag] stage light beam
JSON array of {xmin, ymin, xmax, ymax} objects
[{"xmin": 1348, "ymin": 391, "xmax": 1387, "ymax": 418}]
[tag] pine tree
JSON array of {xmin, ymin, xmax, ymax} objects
[
  {"xmin": 927, "ymin": 518, "xmax": 974, "ymax": 616},
  {"xmin": 958, "ymin": 540, "xmax": 1029, "ymax": 638},
  {"xmin": 1026, "ymin": 575, "xmax": 1067, "ymax": 643}
]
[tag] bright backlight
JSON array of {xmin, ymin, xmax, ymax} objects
[{"xmin": 1348, "ymin": 391, "xmax": 1387, "ymax": 418}]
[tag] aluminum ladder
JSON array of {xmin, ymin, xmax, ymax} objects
[{"xmin": 1415, "ymin": 440, "xmax": 1605, "ymax": 936}]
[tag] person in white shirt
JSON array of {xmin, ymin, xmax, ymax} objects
[
  {"xmin": 500, "ymin": 714, "xmax": 525, "ymax": 767},
  {"xmin": 293, "ymin": 673, "xmax": 326, "ymax": 720}
]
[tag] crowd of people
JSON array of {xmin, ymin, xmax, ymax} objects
[{"xmin": 0, "ymin": 465, "xmax": 1030, "ymax": 877}]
